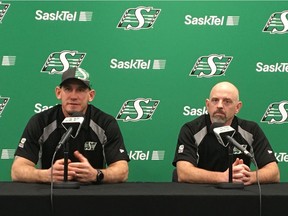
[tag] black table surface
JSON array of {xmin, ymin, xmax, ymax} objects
[{"xmin": 0, "ymin": 182, "xmax": 287, "ymax": 216}]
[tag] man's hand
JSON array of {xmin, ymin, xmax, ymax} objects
[
  {"xmin": 51, "ymin": 158, "xmax": 76, "ymax": 182},
  {"xmin": 68, "ymin": 150, "xmax": 97, "ymax": 183},
  {"xmin": 223, "ymin": 158, "xmax": 251, "ymax": 184}
]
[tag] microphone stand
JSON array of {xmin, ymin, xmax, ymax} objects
[
  {"xmin": 216, "ymin": 143, "xmax": 244, "ymax": 189},
  {"xmin": 53, "ymin": 140, "xmax": 80, "ymax": 189}
]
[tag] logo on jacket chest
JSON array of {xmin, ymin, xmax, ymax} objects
[{"xmin": 84, "ymin": 141, "xmax": 97, "ymax": 151}]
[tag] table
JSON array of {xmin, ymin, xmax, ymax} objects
[{"xmin": 0, "ymin": 182, "xmax": 287, "ymax": 216}]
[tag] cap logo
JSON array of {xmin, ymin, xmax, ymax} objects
[{"xmin": 75, "ymin": 68, "xmax": 89, "ymax": 81}]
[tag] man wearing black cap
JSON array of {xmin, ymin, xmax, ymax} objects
[{"xmin": 11, "ymin": 67, "xmax": 130, "ymax": 184}]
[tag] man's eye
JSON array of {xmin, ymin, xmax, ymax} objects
[
  {"xmin": 79, "ymin": 88, "xmax": 86, "ymax": 92},
  {"xmin": 223, "ymin": 100, "xmax": 232, "ymax": 104}
]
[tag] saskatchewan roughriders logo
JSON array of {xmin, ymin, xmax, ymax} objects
[
  {"xmin": 117, "ymin": 6, "xmax": 161, "ymax": 30},
  {"xmin": 189, "ymin": 54, "xmax": 233, "ymax": 78},
  {"xmin": 116, "ymin": 98, "xmax": 160, "ymax": 122},
  {"xmin": 40, "ymin": 50, "xmax": 86, "ymax": 74},
  {"xmin": 0, "ymin": 96, "xmax": 10, "ymax": 117},
  {"xmin": 0, "ymin": 2, "xmax": 10, "ymax": 23},
  {"xmin": 263, "ymin": 10, "xmax": 288, "ymax": 34},
  {"xmin": 261, "ymin": 101, "xmax": 288, "ymax": 124}
]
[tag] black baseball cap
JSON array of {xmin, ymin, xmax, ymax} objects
[{"xmin": 60, "ymin": 67, "xmax": 91, "ymax": 89}]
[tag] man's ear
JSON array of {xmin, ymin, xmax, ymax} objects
[
  {"xmin": 55, "ymin": 86, "xmax": 61, "ymax": 100},
  {"xmin": 89, "ymin": 89, "xmax": 96, "ymax": 102},
  {"xmin": 235, "ymin": 101, "xmax": 242, "ymax": 114}
]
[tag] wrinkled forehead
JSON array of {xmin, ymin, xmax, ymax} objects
[{"xmin": 210, "ymin": 85, "xmax": 239, "ymax": 101}]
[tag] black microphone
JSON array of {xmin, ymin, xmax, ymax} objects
[
  {"xmin": 225, "ymin": 136, "xmax": 253, "ymax": 158},
  {"xmin": 55, "ymin": 112, "xmax": 85, "ymax": 151},
  {"xmin": 57, "ymin": 127, "xmax": 73, "ymax": 150},
  {"xmin": 212, "ymin": 123, "xmax": 253, "ymax": 158}
]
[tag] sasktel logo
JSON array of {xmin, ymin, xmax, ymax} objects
[
  {"xmin": 35, "ymin": 10, "xmax": 93, "ymax": 21},
  {"xmin": 41, "ymin": 50, "xmax": 86, "ymax": 74},
  {"xmin": 117, "ymin": 6, "xmax": 161, "ymax": 30},
  {"xmin": 110, "ymin": 58, "xmax": 166, "ymax": 70},
  {"xmin": 1, "ymin": 56, "xmax": 16, "ymax": 66},
  {"xmin": 184, "ymin": 15, "xmax": 240, "ymax": 26},
  {"xmin": 263, "ymin": 10, "xmax": 288, "ymax": 34},
  {"xmin": 189, "ymin": 54, "xmax": 233, "ymax": 78},
  {"xmin": 261, "ymin": 101, "xmax": 288, "ymax": 124},
  {"xmin": 0, "ymin": 96, "xmax": 10, "ymax": 117},
  {"xmin": 256, "ymin": 62, "xmax": 288, "ymax": 72},
  {"xmin": 275, "ymin": 152, "xmax": 288, "ymax": 163},
  {"xmin": 183, "ymin": 106, "xmax": 208, "ymax": 116},
  {"xmin": 116, "ymin": 98, "xmax": 160, "ymax": 122},
  {"xmin": 0, "ymin": 2, "xmax": 10, "ymax": 23},
  {"xmin": 1, "ymin": 149, "xmax": 15, "ymax": 159},
  {"xmin": 129, "ymin": 150, "xmax": 165, "ymax": 161}
]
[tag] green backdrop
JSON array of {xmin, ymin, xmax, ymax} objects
[{"xmin": 0, "ymin": 0, "xmax": 287, "ymax": 182}]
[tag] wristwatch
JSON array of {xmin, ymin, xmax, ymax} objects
[{"xmin": 96, "ymin": 169, "xmax": 104, "ymax": 184}]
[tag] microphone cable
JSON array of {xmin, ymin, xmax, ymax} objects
[
  {"xmin": 50, "ymin": 146, "xmax": 60, "ymax": 216},
  {"xmin": 250, "ymin": 147, "xmax": 262, "ymax": 216}
]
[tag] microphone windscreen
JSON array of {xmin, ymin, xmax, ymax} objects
[
  {"xmin": 210, "ymin": 122, "xmax": 224, "ymax": 133},
  {"xmin": 62, "ymin": 113, "xmax": 85, "ymax": 138}
]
